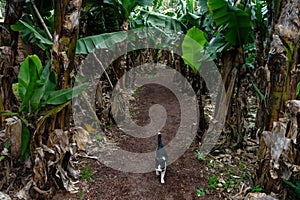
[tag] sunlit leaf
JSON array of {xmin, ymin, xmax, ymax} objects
[{"xmin": 182, "ymin": 27, "xmax": 207, "ymax": 72}]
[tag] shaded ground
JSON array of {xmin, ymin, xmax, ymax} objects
[{"xmin": 55, "ymin": 84, "xmax": 223, "ymax": 200}]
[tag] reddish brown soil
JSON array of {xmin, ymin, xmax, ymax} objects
[{"xmin": 54, "ymin": 84, "xmax": 223, "ymax": 200}]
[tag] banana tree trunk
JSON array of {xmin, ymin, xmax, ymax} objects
[
  {"xmin": 51, "ymin": 0, "xmax": 82, "ymax": 130},
  {"xmin": 255, "ymin": 0, "xmax": 300, "ymax": 197},
  {"xmin": 218, "ymin": 48, "xmax": 248, "ymax": 147},
  {"xmin": 31, "ymin": 0, "xmax": 82, "ymax": 196},
  {"xmin": 0, "ymin": 1, "xmax": 23, "ymax": 126}
]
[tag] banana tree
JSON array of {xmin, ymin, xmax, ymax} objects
[
  {"xmin": 0, "ymin": 0, "xmax": 87, "ymax": 197},
  {"xmin": 255, "ymin": 0, "xmax": 300, "ymax": 197},
  {"xmin": 0, "ymin": 1, "xmax": 23, "ymax": 126},
  {"xmin": 206, "ymin": 0, "xmax": 252, "ymax": 147}
]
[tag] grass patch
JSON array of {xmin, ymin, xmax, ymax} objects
[{"xmin": 80, "ymin": 166, "xmax": 95, "ymax": 183}]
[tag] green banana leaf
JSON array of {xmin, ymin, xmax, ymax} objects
[
  {"xmin": 207, "ymin": 0, "xmax": 251, "ymax": 46},
  {"xmin": 11, "ymin": 19, "xmax": 52, "ymax": 51},
  {"xmin": 182, "ymin": 27, "xmax": 207, "ymax": 72},
  {"xmin": 18, "ymin": 55, "xmax": 43, "ymax": 112},
  {"xmin": 46, "ymin": 83, "xmax": 88, "ymax": 105},
  {"xmin": 76, "ymin": 32, "xmax": 127, "ymax": 54}
]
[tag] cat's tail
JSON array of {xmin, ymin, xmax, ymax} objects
[{"xmin": 157, "ymin": 132, "xmax": 163, "ymax": 149}]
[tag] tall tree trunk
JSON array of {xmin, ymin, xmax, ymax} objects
[{"xmin": 255, "ymin": 0, "xmax": 300, "ymax": 197}]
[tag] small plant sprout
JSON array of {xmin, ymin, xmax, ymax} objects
[
  {"xmin": 238, "ymin": 162, "xmax": 244, "ymax": 169},
  {"xmin": 78, "ymin": 191, "xmax": 85, "ymax": 199},
  {"xmin": 250, "ymin": 185, "xmax": 263, "ymax": 192},
  {"xmin": 195, "ymin": 150, "xmax": 203, "ymax": 160},
  {"xmin": 96, "ymin": 135, "xmax": 104, "ymax": 141},
  {"xmin": 208, "ymin": 176, "xmax": 219, "ymax": 189},
  {"xmin": 196, "ymin": 187, "xmax": 208, "ymax": 197},
  {"xmin": 106, "ymin": 123, "xmax": 112, "ymax": 130},
  {"xmin": 80, "ymin": 166, "xmax": 95, "ymax": 183}
]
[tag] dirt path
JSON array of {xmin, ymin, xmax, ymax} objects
[{"xmin": 55, "ymin": 84, "xmax": 222, "ymax": 200}]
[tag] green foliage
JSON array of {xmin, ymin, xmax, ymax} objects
[
  {"xmin": 206, "ymin": 32, "xmax": 230, "ymax": 59},
  {"xmin": 46, "ymin": 84, "xmax": 87, "ymax": 105},
  {"xmin": 196, "ymin": 187, "xmax": 209, "ymax": 197},
  {"xmin": 18, "ymin": 55, "xmax": 87, "ymax": 113},
  {"xmin": 80, "ymin": 166, "xmax": 93, "ymax": 179},
  {"xmin": 195, "ymin": 150, "xmax": 203, "ymax": 160},
  {"xmin": 4, "ymin": 140, "xmax": 10, "ymax": 150},
  {"xmin": 78, "ymin": 192, "xmax": 85, "ymax": 199},
  {"xmin": 21, "ymin": 122, "xmax": 30, "ymax": 162},
  {"xmin": 208, "ymin": 176, "xmax": 219, "ymax": 188},
  {"xmin": 130, "ymin": 0, "xmax": 205, "ymax": 31},
  {"xmin": 11, "ymin": 18, "xmax": 52, "ymax": 52},
  {"xmin": 178, "ymin": 0, "xmax": 202, "ymax": 28},
  {"xmin": 296, "ymin": 82, "xmax": 300, "ymax": 96},
  {"xmin": 246, "ymin": 53, "xmax": 255, "ymax": 69},
  {"xmin": 80, "ymin": 166, "xmax": 95, "ymax": 183},
  {"xmin": 182, "ymin": 27, "xmax": 207, "ymax": 72},
  {"xmin": 130, "ymin": 9, "xmax": 186, "ymax": 32},
  {"xmin": 12, "ymin": 83, "xmax": 19, "ymax": 99},
  {"xmin": 0, "ymin": 156, "xmax": 4, "ymax": 162},
  {"xmin": 104, "ymin": 0, "xmax": 154, "ymax": 20},
  {"xmin": 153, "ymin": 0, "xmax": 163, "ymax": 9},
  {"xmin": 96, "ymin": 135, "xmax": 104, "ymax": 141},
  {"xmin": 207, "ymin": 0, "xmax": 251, "ymax": 46},
  {"xmin": 284, "ymin": 179, "xmax": 300, "ymax": 197},
  {"xmin": 106, "ymin": 123, "xmax": 112, "ymax": 130},
  {"xmin": 251, "ymin": 81, "xmax": 265, "ymax": 100},
  {"xmin": 0, "ymin": 0, "xmax": 5, "ymax": 19},
  {"xmin": 80, "ymin": 5, "xmax": 106, "ymax": 35},
  {"xmin": 237, "ymin": 162, "xmax": 244, "ymax": 169},
  {"xmin": 18, "ymin": 55, "xmax": 45, "ymax": 112},
  {"xmin": 1, "ymin": 54, "xmax": 88, "ymax": 162},
  {"xmin": 76, "ymin": 32, "xmax": 127, "ymax": 54},
  {"xmin": 250, "ymin": 185, "xmax": 263, "ymax": 192},
  {"xmin": 223, "ymin": 177, "xmax": 235, "ymax": 189}
]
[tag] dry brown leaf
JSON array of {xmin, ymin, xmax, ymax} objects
[
  {"xmin": 84, "ymin": 123, "xmax": 96, "ymax": 132},
  {"xmin": 73, "ymin": 127, "xmax": 92, "ymax": 151},
  {"xmin": 4, "ymin": 117, "xmax": 22, "ymax": 158}
]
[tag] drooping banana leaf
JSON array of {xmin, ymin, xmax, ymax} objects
[
  {"xmin": 207, "ymin": 0, "xmax": 251, "ymax": 46},
  {"xmin": 138, "ymin": 9, "xmax": 187, "ymax": 32},
  {"xmin": 11, "ymin": 19, "xmax": 52, "ymax": 51},
  {"xmin": 76, "ymin": 32, "xmax": 127, "ymax": 54}
]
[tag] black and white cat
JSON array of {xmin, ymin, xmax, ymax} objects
[{"xmin": 155, "ymin": 132, "xmax": 168, "ymax": 184}]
